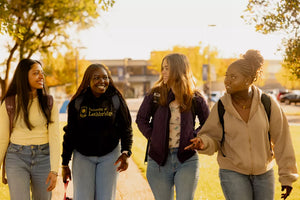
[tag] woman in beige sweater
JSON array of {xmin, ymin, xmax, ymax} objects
[
  {"xmin": 185, "ymin": 50, "xmax": 298, "ymax": 200},
  {"xmin": 0, "ymin": 59, "xmax": 60, "ymax": 200}
]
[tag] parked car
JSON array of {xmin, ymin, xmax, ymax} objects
[
  {"xmin": 280, "ymin": 93, "xmax": 300, "ymax": 105},
  {"xmin": 276, "ymin": 90, "xmax": 290, "ymax": 101},
  {"xmin": 209, "ymin": 91, "xmax": 224, "ymax": 103}
]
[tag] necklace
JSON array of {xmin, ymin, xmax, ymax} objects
[{"xmin": 232, "ymin": 97, "xmax": 252, "ymax": 109}]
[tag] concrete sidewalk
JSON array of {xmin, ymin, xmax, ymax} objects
[{"xmin": 51, "ymin": 158, "xmax": 154, "ymax": 200}]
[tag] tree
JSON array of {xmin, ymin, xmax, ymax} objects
[
  {"xmin": 242, "ymin": 0, "xmax": 300, "ymax": 79},
  {"xmin": 42, "ymin": 50, "xmax": 91, "ymax": 95},
  {"xmin": 0, "ymin": 0, "xmax": 115, "ymax": 98}
]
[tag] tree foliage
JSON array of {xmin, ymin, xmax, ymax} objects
[
  {"xmin": 242, "ymin": 0, "xmax": 300, "ymax": 79},
  {"xmin": 0, "ymin": 0, "xmax": 115, "ymax": 97},
  {"xmin": 42, "ymin": 51, "xmax": 91, "ymax": 95},
  {"xmin": 276, "ymin": 64, "xmax": 300, "ymax": 89}
]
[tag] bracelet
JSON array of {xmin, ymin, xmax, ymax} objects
[
  {"xmin": 51, "ymin": 171, "xmax": 58, "ymax": 176},
  {"xmin": 62, "ymin": 165, "xmax": 69, "ymax": 168}
]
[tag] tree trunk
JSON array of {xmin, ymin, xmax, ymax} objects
[
  {"xmin": 0, "ymin": 78, "xmax": 5, "ymax": 100},
  {"xmin": 2, "ymin": 42, "xmax": 19, "ymax": 98}
]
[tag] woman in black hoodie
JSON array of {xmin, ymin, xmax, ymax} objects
[{"xmin": 61, "ymin": 64, "xmax": 133, "ymax": 200}]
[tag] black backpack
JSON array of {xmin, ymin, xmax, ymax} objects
[{"xmin": 217, "ymin": 93, "xmax": 271, "ymax": 157}]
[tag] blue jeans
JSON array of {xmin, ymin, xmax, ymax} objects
[
  {"xmin": 5, "ymin": 143, "xmax": 51, "ymax": 200},
  {"xmin": 219, "ymin": 169, "xmax": 275, "ymax": 200},
  {"xmin": 72, "ymin": 144, "xmax": 120, "ymax": 200},
  {"xmin": 146, "ymin": 148, "xmax": 199, "ymax": 200}
]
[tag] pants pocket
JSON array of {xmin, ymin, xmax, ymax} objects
[{"xmin": 7, "ymin": 144, "xmax": 21, "ymax": 153}]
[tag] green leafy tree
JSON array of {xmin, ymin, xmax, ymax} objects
[
  {"xmin": 242, "ymin": 0, "xmax": 300, "ymax": 79},
  {"xmin": 0, "ymin": 0, "xmax": 115, "ymax": 98}
]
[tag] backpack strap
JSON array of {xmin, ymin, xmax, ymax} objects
[
  {"xmin": 47, "ymin": 95, "xmax": 53, "ymax": 111},
  {"xmin": 191, "ymin": 96, "xmax": 197, "ymax": 122},
  {"xmin": 217, "ymin": 99, "xmax": 226, "ymax": 157},
  {"xmin": 112, "ymin": 94, "xmax": 120, "ymax": 111},
  {"xmin": 261, "ymin": 93, "xmax": 271, "ymax": 121},
  {"xmin": 261, "ymin": 93, "xmax": 272, "ymax": 153},
  {"xmin": 5, "ymin": 96, "xmax": 16, "ymax": 134},
  {"xmin": 74, "ymin": 95, "xmax": 84, "ymax": 112}
]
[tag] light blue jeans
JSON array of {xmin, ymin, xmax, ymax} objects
[
  {"xmin": 219, "ymin": 168, "xmax": 275, "ymax": 200},
  {"xmin": 72, "ymin": 145, "xmax": 120, "ymax": 200},
  {"xmin": 146, "ymin": 148, "xmax": 199, "ymax": 200},
  {"xmin": 5, "ymin": 143, "xmax": 51, "ymax": 200}
]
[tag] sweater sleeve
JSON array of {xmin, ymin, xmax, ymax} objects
[
  {"xmin": 269, "ymin": 98, "xmax": 298, "ymax": 186},
  {"xmin": 197, "ymin": 103, "xmax": 222, "ymax": 155},
  {"xmin": 194, "ymin": 95, "xmax": 210, "ymax": 135},
  {"xmin": 135, "ymin": 94, "xmax": 154, "ymax": 139},
  {"xmin": 0, "ymin": 102, "xmax": 10, "ymax": 168},
  {"xmin": 48, "ymin": 101, "xmax": 61, "ymax": 173},
  {"xmin": 136, "ymin": 94, "xmax": 155, "ymax": 139},
  {"xmin": 117, "ymin": 97, "xmax": 133, "ymax": 154},
  {"xmin": 61, "ymin": 100, "xmax": 77, "ymax": 166}
]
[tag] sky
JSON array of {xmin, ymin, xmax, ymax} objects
[
  {"xmin": 72, "ymin": 0, "xmax": 286, "ymax": 61},
  {"xmin": 0, "ymin": 0, "xmax": 286, "ymax": 64}
]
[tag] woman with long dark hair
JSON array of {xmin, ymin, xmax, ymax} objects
[
  {"xmin": 0, "ymin": 58, "xmax": 60, "ymax": 200},
  {"xmin": 61, "ymin": 63, "xmax": 133, "ymax": 200}
]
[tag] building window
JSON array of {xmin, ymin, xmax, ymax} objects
[{"xmin": 127, "ymin": 66, "xmax": 144, "ymax": 75}]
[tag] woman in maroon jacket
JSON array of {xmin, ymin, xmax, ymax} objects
[{"xmin": 136, "ymin": 53, "xmax": 210, "ymax": 200}]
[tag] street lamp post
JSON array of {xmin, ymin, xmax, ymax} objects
[
  {"xmin": 207, "ymin": 24, "xmax": 216, "ymax": 107},
  {"xmin": 75, "ymin": 46, "xmax": 86, "ymax": 89},
  {"xmin": 75, "ymin": 50, "xmax": 79, "ymax": 89}
]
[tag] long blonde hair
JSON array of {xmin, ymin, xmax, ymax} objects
[{"xmin": 152, "ymin": 53, "xmax": 196, "ymax": 112}]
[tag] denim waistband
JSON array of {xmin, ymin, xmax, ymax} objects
[
  {"xmin": 169, "ymin": 147, "xmax": 179, "ymax": 153},
  {"xmin": 9, "ymin": 143, "xmax": 49, "ymax": 150}
]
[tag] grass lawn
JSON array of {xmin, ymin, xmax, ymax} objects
[{"xmin": 132, "ymin": 123, "xmax": 300, "ymax": 200}]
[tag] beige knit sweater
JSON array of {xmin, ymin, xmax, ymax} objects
[{"xmin": 0, "ymin": 96, "xmax": 61, "ymax": 173}]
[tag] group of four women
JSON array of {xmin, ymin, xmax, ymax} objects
[{"xmin": 0, "ymin": 49, "xmax": 298, "ymax": 200}]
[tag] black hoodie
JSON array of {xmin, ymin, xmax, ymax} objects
[{"xmin": 62, "ymin": 86, "xmax": 133, "ymax": 165}]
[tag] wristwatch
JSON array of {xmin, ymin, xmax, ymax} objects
[{"xmin": 122, "ymin": 150, "xmax": 132, "ymax": 157}]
